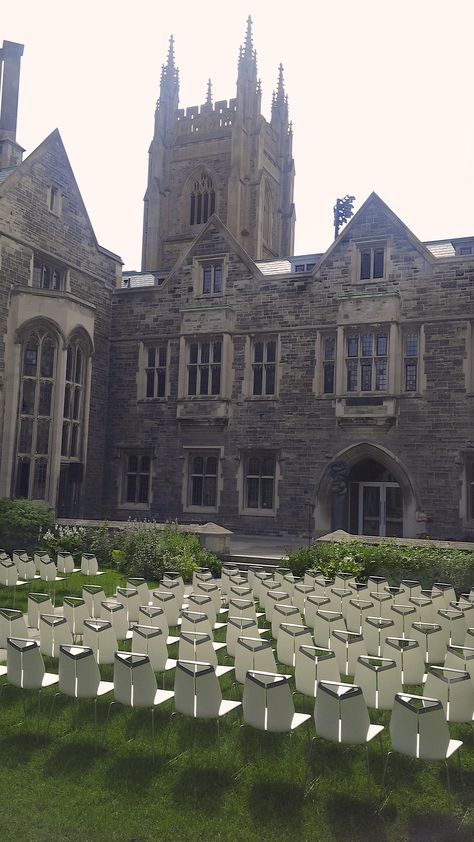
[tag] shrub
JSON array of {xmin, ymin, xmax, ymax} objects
[
  {"xmin": 39, "ymin": 524, "xmax": 88, "ymax": 558},
  {"xmin": 112, "ymin": 522, "xmax": 222, "ymax": 583},
  {"xmin": 286, "ymin": 538, "xmax": 474, "ymax": 593},
  {"xmin": 0, "ymin": 498, "xmax": 55, "ymax": 554}
]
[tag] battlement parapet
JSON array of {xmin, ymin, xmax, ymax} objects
[{"xmin": 175, "ymin": 98, "xmax": 237, "ymax": 135}]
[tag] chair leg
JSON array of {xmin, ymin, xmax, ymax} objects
[
  {"xmin": 151, "ymin": 708, "xmax": 155, "ymax": 763},
  {"xmin": 382, "ymin": 751, "xmax": 392, "ymax": 786},
  {"xmin": 445, "ymin": 761, "xmax": 452, "ymax": 806},
  {"xmin": 47, "ymin": 692, "xmax": 62, "ymax": 735}
]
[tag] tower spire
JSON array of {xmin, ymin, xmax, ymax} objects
[
  {"xmin": 167, "ymin": 34, "xmax": 175, "ymax": 70},
  {"xmin": 237, "ymin": 16, "xmax": 258, "ymax": 116},
  {"xmin": 206, "ymin": 78, "xmax": 213, "ymax": 105},
  {"xmin": 271, "ymin": 62, "xmax": 289, "ymax": 129},
  {"xmin": 244, "ymin": 15, "xmax": 253, "ymax": 59}
]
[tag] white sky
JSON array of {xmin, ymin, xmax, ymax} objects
[{"xmin": 3, "ymin": 0, "xmax": 474, "ymax": 268}]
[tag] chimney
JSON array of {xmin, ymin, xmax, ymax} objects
[{"xmin": 0, "ymin": 40, "xmax": 25, "ymax": 169}]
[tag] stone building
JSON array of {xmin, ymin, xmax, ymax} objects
[{"xmin": 2, "ymin": 23, "xmax": 474, "ymax": 541}]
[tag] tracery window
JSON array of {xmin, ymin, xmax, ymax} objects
[
  {"xmin": 15, "ymin": 329, "xmax": 57, "ymax": 499},
  {"xmin": 190, "ymin": 172, "xmax": 216, "ymax": 225},
  {"xmin": 61, "ymin": 340, "xmax": 86, "ymax": 459}
]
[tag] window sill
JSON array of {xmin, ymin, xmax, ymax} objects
[
  {"xmin": 183, "ymin": 505, "xmax": 219, "ymax": 515},
  {"xmin": 351, "ymin": 277, "xmax": 387, "ymax": 285},
  {"xmin": 117, "ymin": 503, "xmax": 150, "ymax": 511},
  {"xmin": 194, "ymin": 293, "xmax": 225, "ymax": 300},
  {"xmin": 240, "ymin": 508, "xmax": 277, "ymax": 518},
  {"xmin": 245, "ymin": 395, "xmax": 279, "ymax": 401},
  {"xmin": 138, "ymin": 397, "xmax": 168, "ymax": 403}
]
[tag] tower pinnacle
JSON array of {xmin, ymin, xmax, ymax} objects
[{"xmin": 206, "ymin": 78, "xmax": 213, "ymax": 105}]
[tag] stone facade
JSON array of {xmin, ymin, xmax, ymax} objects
[{"xmin": 2, "ymin": 25, "xmax": 474, "ymax": 541}]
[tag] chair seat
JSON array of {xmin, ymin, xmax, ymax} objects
[
  {"xmin": 218, "ymin": 699, "xmax": 241, "ymax": 717},
  {"xmin": 214, "ymin": 622, "xmax": 227, "ymax": 630},
  {"xmin": 167, "ymin": 635, "xmax": 180, "ymax": 645},
  {"xmin": 0, "ymin": 664, "xmax": 7, "ymax": 676},
  {"xmin": 161, "ymin": 658, "xmax": 177, "ymax": 672},
  {"xmin": 152, "ymin": 688, "xmax": 174, "ymax": 706},
  {"xmin": 41, "ymin": 673, "xmax": 59, "ymax": 688},
  {"xmin": 366, "ymin": 723, "xmax": 385, "ymax": 742},
  {"xmin": 445, "ymin": 738, "xmax": 463, "ymax": 759},
  {"xmin": 97, "ymin": 680, "xmax": 114, "ymax": 696},
  {"xmin": 290, "ymin": 712, "xmax": 311, "ymax": 730},
  {"xmin": 216, "ymin": 665, "xmax": 234, "ymax": 677},
  {"xmin": 213, "ymin": 642, "xmax": 226, "ymax": 652}
]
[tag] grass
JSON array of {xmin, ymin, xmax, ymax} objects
[{"xmin": 0, "ymin": 573, "xmax": 473, "ymax": 842}]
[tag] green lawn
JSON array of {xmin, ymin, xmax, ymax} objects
[{"xmin": 0, "ymin": 575, "xmax": 473, "ymax": 842}]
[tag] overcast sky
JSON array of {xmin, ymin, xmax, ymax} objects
[{"xmin": 3, "ymin": 1, "xmax": 474, "ymax": 269}]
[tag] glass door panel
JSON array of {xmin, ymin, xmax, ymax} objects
[
  {"xmin": 360, "ymin": 485, "xmax": 381, "ymax": 535},
  {"xmin": 385, "ymin": 485, "xmax": 403, "ymax": 537}
]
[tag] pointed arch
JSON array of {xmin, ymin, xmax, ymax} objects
[{"xmin": 186, "ymin": 165, "xmax": 219, "ymax": 227}]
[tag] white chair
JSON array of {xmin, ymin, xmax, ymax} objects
[
  {"xmin": 265, "ymin": 590, "xmax": 291, "ymax": 623},
  {"xmin": 274, "ymin": 567, "xmax": 291, "ymax": 586},
  {"xmin": 221, "ymin": 564, "xmax": 239, "ymax": 595},
  {"xmin": 56, "ymin": 552, "xmax": 79, "ymax": 575},
  {"xmin": 243, "ymin": 670, "xmax": 310, "ymax": 739},
  {"xmin": 178, "ymin": 632, "xmax": 231, "ymax": 677},
  {"xmin": 160, "ymin": 577, "xmax": 185, "ymax": 608},
  {"xmin": 346, "ymin": 598, "xmax": 374, "ymax": 634},
  {"xmin": 0, "ymin": 608, "xmax": 28, "ymax": 648},
  {"xmin": 349, "ymin": 582, "xmax": 371, "ymax": 600},
  {"xmin": 234, "ymin": 636, "xmax": 277, "ymax": 684},
  {"xmin": 228, "ymin": 573, "xmax": 247, "ymax": 588},
  {"xmin": 383, "ymin": 637, "xmax": 425, "ymax": 685},
  {"xmin": 432, "ymin": 583, "xmax": 457, "ymax": 608},
  {"xmin": 186, "ymin": 593, "xmax": 218, "ymax": 628},
  {"xmin": 247, "ymin": 566, "xmax": 264, "ymax": 590},
  {"xmin": 334, "ymin": 571, "xmax": 356, "ymax": 589},
  {"xmin": 15, "ymin": 554, "xmax": 38, "ymax": 582},
  {"xmin": 369, "ymin": 591, "xmax": 393, "ymax": 618},
  {"xmin": 173, "ymin": 660, "xmax": 240, "ymax": 730},
  {"xmin": 116, "ymin": 587, "xmax": 141, "ymax": 624},
  {"xmin": 282, "ymin": 573, "xmax": 300, "ymax": 599},
  {"xmin": 388, "ymin": 603, "xmax": 416, "ymax": 638},
  {"xmin": 180, "ymin": 610, "xmax": 213, "ymax": 637},
  {"xmin": 58, "ymin": 644, "xmax": 113, "ymax": 702},
  {"xmin": 303, "ymin": 571, "xmax": 317, "ymax": 587},
  {"xmin": 272, "ymin": 603, "xmax": 301, "ymax": 640},
  {"xmin": 100, "ymin": 600, "xmax": 128, "ymax": 640},
  {"xmin": 445, "ymin": 644, "xmax": 474, "ymax": 680},
  {"xmin": 228, "ymin": 597, "xmax": 259, "ymax": 624},
  {"xmin": 465, "ymin": 627, "xmax": 474, "ymax": 648},
  {"xmin": 456, "ymin": 603, "xmax": 473, "ymax": 627},
  {"xmin": 27, "ymin": 593, "xmax": 53, "ymax": 630},
  {"xmin": 253, "ymin": 571, "xmax": 273, "ymax": 601},
  {"xmin": 313, "ymin": 576, "xmax": 334, "ymax": 597},
  {"xmin": 81, "ymin": 554, "xmax": 102, "ymax": 577},
  {"xmin": 354, "ymin": 655, "xmax": 400, "ymax": 711},
  {"xmin": 399, "ymin": 580, "xmax": 422, "ymax": 600},
  {"xmin": 313, "ymin": 610, "xmax": 345, "ymax": 649},
  {"xmin": 260, "ymin": 580, "xmax": 283, "ymax": 615},
  {"xmin": 195, "ymin": 580, "xmax": 223, "ymax": 614},
  {"xmin": 138, "ymin": 604, "xmax": 179, "ymax": 645},
  {"xmin": 409, "ymin": 596, "xmax": 435, "ymax": 624},
  {"xmin": 424, "ymin": 666, "xmax": 474, "ymax": 724},
  {"xmin": 411, "ymin": 622, "xmax": 447, "ymax": 664},
  {"xmin": 151, "ymin": 590, "xmax": 180, "ymax": 626},
  {"xmin": 228, "ymin": 584, "xmax": 253, "ymax": 601},
  {"xmin": 83, "ymin": 619, "xmax": 118, "ymax": 665},
  {"xmin": 437, "ymin": 609, "xmax": 467, "ymax": 647},
  {"xmin": 33, "ymin": 553, "xmax": 48, "ymax": 573},
  {"xmin": 367, "ymin": 576, "xmax": 388, "ymax": 593},
  {"xmin": 294, "ymin": 645, "xmax": 340, "ymax": 698},
  {"xmin": 328, "ymin": 587, "xmax": 352, "ymax": 617},
  {"xmin": 63, "ymin": 596, "xmax": 88, "ymax": 639},
  {"xmin": 126, "ymin": 577, "xmax": 150, "ymax": 605},
  {"xmin": 131, "ymin": 624, "xmax": 177, "ymax": 676},
  {"xmin": 192, "ymin": 568, "xmax": 213, "ymax": 589},
  {"xmin": 83, "ymin": 585, "xmax": 106, "ymax": 620},
  {"xmin": 314, "ymin": 680, "xmax": 384, "ymax": 775},
  {"xmin": 305, "ymin": 594, "xmax": 331, "ymax": 629},
  {"xmin": 226, "ymin": 616, "xmax": 264, "ymax": 658},
  {"xmin": 385, "ymin": 693, "xmax": 463, "ymax": 795},
  {"xmin": 0, "ymin": 559, "xmax": 27, "ymax": 604},
  {"xmin": 38, "ymin": 556, "xmax": 63, "ymax": 583},
  {"xmin": 111, "ymin": 651, "xmax": 174, "ymax": 758},
  {"xmin": 331, "ymin": 629, "xmax": 366, "ymax": 677},
  {"xmin": 362, "ymin": 616, "xmax": 395, "ymax": 657},
  {"xmin": 277, "ymin": 623, "xmax": 313, "ymax": 668},
  {"xmin": 40, "ymin": 614, "xmax": 73, "ymax": 657},
  {"xmin": 293, "ymin": 583, "xmax": 315, "ymax": 615},
  {"xmin": 5, "ymin": 637, "xmax": 58, "ymax": 733}
]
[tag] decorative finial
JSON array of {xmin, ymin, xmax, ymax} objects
[
  {"xmin": 167, "ymin": 34, "xmax": 175, "ymax": 68},
  {"xmin": 244, "ymin": 15, "xmax": 253, "ymax": 56},
  {"xmin": 276, "ymin": 63, "xmax": 285, "ymax": 102},
  {"xmin": 206, "ymin": 78, "xmax": 213, "ymax": 105},
  {"xmin": 257, "ymin": 78, "xmax": 262, "ymax": 93}
]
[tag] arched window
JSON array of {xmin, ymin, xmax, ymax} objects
[
  {"xmin": 190, "ymin": 172, "xmax": 216, "ymax": 226},
  {"xmin": 15, "ymin": 329, "xmax": 57, "ymax": 499},
  {"xmin": 61, "ymin": 339, "xmax": 87, "ymax": 459}
]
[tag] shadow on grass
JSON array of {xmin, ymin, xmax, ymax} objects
[
  {"xmin": 0, "ymin": 731, "xmax": 50, "ymax": 767},
  {"xmin": 42, "ymin": 738, "xmax": 98, "ymax": 778},
  {"xmin": 103, "ymin": 750, "xmax": 163, "ymax": 795},
  {"xmin": 407, "ymin": 811, "xmax": 472, "ymax": 842},
  {"xmin": 171, "ymin": 765, "xmax": 234, "ymax": 813},
  {"xmin": 325, "ymin": 793, "xmax": 390, "ymax": 842},
  {"xmin": 247, "ymin": 780, "xmax": 304, "ymax": 833}
]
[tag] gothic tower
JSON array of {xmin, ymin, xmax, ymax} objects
[{"xmin": 141, "ymin": 18, "xmax": 295, "ymax": 271}]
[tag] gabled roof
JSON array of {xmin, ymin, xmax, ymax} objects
[
  {"xmin": 164, "ymin": 213, "xmax": 265, "ymax": 287},
  {"xmin": 0, "ymin": 129, "xmax": 121, "ymax": 261},
  {"xmin": 312, "ymin": 192, "xmax": 435, "ymax": 275}
]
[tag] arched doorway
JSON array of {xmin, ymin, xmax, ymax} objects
[
  {"xmin": 315, "ymin": 443, "xmax": 417, "ymax": 538},
  {"xmin": 348, "ymin": 458, "xmax": 403, "ymax": 537}
]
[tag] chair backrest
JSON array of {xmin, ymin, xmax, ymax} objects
[
  {"xmin": 390, "ymin": 603, "xmax": 417, "ymax": 636},
  {"xmin": 253, "ymin": 571, "xmax": 273, "ymax": 600},
  {"xmin": 131, "ymin": 624, "xmax": 169, "ymax": 671},
  {"xmin": 113, "ymin": 651, "xmax": 158, "ymax": 707},
  {"xmin": 63, "ymin": 597, "xmax": 88, "ymax": 636},
  {"xmin": 391, "ymin": 693, "xmax": 451, "ymax": 760},
  {"xmin": 314, "ymin": 680, "xmax": 371, "ymax": 744},
  {"xmin": 59, "ymin": 644, "xmax": 100, "ymax": 697},
  {"xmin": 228, "ymin": 597, "xmax": 257, "ymax": 623},
  {"xmin": 178, "ymin": 631, "xmax": 217, "ymax": 667},
  {"xmin": 409, "ymin": 596, "xmax": 435, "ymax": 623},
  {"xmin": 437, "ymin": 609, "xmax": 466, "ymax": 647},
  {"xmin": 411, "ymin": 622, "xmax": 446, "ymax": 664},
  {"xmin": 126, "ymin": 578, "xmax": 150, "ymax": 604},
  {"xmin": 159, "ymin": 578, "xmax": 185, "ymax": 605},
  {"xmin": 195, "ymin": 580, "xmax": 222, "ymax": 612},
  {"xmin": 0, "ymin": 608, "xmax": 28, "ymax": 648},
  {"xmin": 444, "ymin": 644, "xmax": 474, "ymax": 679},
  {"xmin": 328, "ymin": 588, "xmax": 352, "ymax": 617},
  {"xmin": 116, "ymin": 588, "xmax": 141, "ymax": 623},
  {"xmin": 305, "ymin": 594, "xmax": 331, "ymax": 629},
  {"xmin": 367, "ymin": 576, "xmax": 388, "ymax": 593},
  {"xmin": 424, "ymin": 665, "xmax": 473, "ymax": 723},
  {"xmin": 313, "ymin": 610, "xmax": 345, "ymax": 649},
  {"xmin": 294, "ymin": 645, "xmax": 340, "ymax": 697},
  {"xmin": 383, "ymin": 636, "xmax": 424, "ymax": 685},
  {"xmin": 39, "ymin": 557, "xmax": 58, "ymax": 582},
  {"xmin": 362, "ymin": 615, "xmax": 395, "ymax": 657},
  {"xmin": 354, "ymin": 655, "xmax": 400, "ymax": 710},
  {"xmin": 260, "ymin": 580, "xmax": 283, "ymax": 613},
  {"xmin": 335, "ymin": 571, "xmax": 356, "ymax": 589},
  {"xmin": 7, "ymin": 637, "xmax": 46, "ymax": 689},
  {"xmin": 277, "ymin": 623, "xmax": 313, "ymax": 668},
  {"xmin": 138, "ymin": 604, "xmax": 169, "ymax": 636},
  {"xmin": 192, "ymin": 569, "xmax": 213, "ymax": 589},
  {"xmin": 33, "ymin": 552, "xmax": 48, "ymax": 573},
  {"xmin": 100, "ymin": 600, "xmax": 128, "ymax": 639},
  {"xmin": 40, "ymin": 613, "xmax": 73, "ymax": 657},
  {"xmin": 56, "ymin": 552, "xmax": 75, "ymax": 574},
  {"xmin": 264, "ymin": 591, "xmax": 290, "ymax": 622},
  {"xmin": 243, "ymin": 670, "xmax": 294, "ymax": 732},
  {"xmin": 293, "ymin": 583, "xmax": 315, "ymax": 614},
  {"xmin": 83, "ymin": 619, "xmax": 117, "ymax": 665},
  {"xmin": 432, "ymin": 582, "xmax": 457, "ymax": 607},
  {"xmin": 346, "ymin": 599, "xmax": 374, "ymax": 633},
  {"xmin": 0, "ymin": 559, "xmax": 18, "ymax": 587},
  {"xmin": 81, "ymin": 554, "xmax": 98, "ymax": 576},
  {"xmin": 368, "ymin": 591, "xmax": 393, "ymax": 617},
  {"xmin": 400, "ymin": 580, "xmax": 422, "ymax": 599},
  {"xmin": 272, "ymin": 603, "xmax": 301, "ymax": 639},
  {"xmin": 174, "ymin": 660, "xmax": 222, "ymax": 718},
  {"xmin": 349, "ymin": 582, "xmax": 370, "ymax": 600},
  {"xmin": 27, "ymin": 592, "xmax": 53, "ymax": 630},
  {"xmin": 151, "ymin": 590, "xmax": 180, "ymax": 626},
  {"xmin": 330, "ymin": 629, "xmax": 365, "ymax": 676},
  {"xmin": 226, "ymin": 616, "xmax": 260, "ymax": 657},
  {"xmin": 83, "ymin": 585, "xmax": 106, "ymax": 620},
  {"xmin": 228, "ymin": 584, "xmax": 253, "ymax": 600},
  {"xmin": 180, "ymin": 610, "xmax": 213, "ymax": 636},
  {"xmin": 234, "ymin": 636, "xmax": 276, "ymax": 684},
  {"xmin": 186, "ymin": 593, "xmax": 217, "ymax": 627},
  {"xmin": 16, "ymin": 555, "xmax": 36, "ymax": 581}
]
